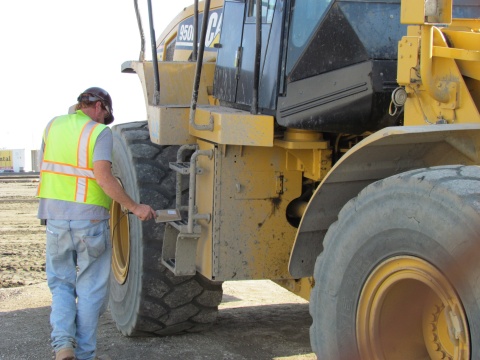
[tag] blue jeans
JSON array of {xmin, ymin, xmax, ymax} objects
[{"xmin": 46, "ymin": 219, "xmax": 111, "ymax": 360}]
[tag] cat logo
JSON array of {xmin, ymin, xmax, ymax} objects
[{"xmin": 176, "ymin": 9, "xmax": 223, "ymax": 50}]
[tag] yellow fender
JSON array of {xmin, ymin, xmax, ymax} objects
[{"xmin": 289, "ymin": 124, "xmax": 480, "ymax": 278}]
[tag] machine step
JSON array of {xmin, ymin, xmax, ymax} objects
[
  {"xmin": 162, "ymin": 223, "xmax": 200, "ymax": 276},
  {"xmin": 168, "ymin": 219, "xmax": 201, "ymax": 234},
  {"xmin": 169, "ymin": 161, "xmax": 191, "ymax": 175}
]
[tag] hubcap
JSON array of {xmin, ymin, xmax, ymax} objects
[
  {"xmin": 357, "ymin": 256, "xmax": 470, "ymax": 359},
  {"xmin": 109, "ymin": 196, "xmax": 130, "ymax": 284}
]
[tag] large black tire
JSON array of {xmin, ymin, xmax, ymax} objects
[
  {"xmin": 310, "ymin": 166, "xmax": 480, "ymax": 359},
  {"xmin": 108, "ymin": 121, "xmax": 223, "ymax": 336}
]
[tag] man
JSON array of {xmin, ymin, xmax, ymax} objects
[{"xmin": 37, "ymin": 87, "xmax": 156, "ymax": 360}]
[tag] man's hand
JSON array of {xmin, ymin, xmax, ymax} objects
[
  {"xmin": 94, "ymin": 160, "xmax": 156, "ymax": 222},
  {"xmin": 130, "ymin": 203, "xmax": 156, "ymax": 221}
]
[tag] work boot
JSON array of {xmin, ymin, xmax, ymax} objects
[{"xmin": 55, "ymin": 347, "xmax": 75, "ymax": 360}]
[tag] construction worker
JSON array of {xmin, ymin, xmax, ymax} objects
[{"xmin": 37, "ymin": 87, "xmax": 156, "ymax": 360}]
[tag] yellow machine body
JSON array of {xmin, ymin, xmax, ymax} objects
[
  {"xmin": 397, "ymin": 21, "xmax": 480, "ymax": 126},
  {"xmin": 125, "ymin": 0, "xmax": 480, "ymax": 301}
]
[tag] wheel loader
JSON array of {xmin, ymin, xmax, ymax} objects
[{"xmin": 108, "ymin": 0, "xmax": 480, "ymax": 358}]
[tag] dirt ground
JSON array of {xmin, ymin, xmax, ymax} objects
[
  {"xmin": 0, "ymin": 179, "xmax": 315, "ymax": 360},
  {"xmin": 0, "ymin": 179, "xmax": 46, "ymax": 288}
]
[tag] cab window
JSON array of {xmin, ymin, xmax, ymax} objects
[
  {"xmin": 287, "ymin": 0, "xmax": 331, "ymax": 73},
  {"xmin": 246, "ymin": 0, "xmax": 276, "ymax": 23}
]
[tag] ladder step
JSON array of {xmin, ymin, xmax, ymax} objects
[
  {"xmin": 165, "ymin": 258, "xmax": 176, "ymax": 268},
  {"xmin": 162, "ymin": 224, "xmax": 200, "ymax": 276},
  {"xmin": 169, "ymin": 162, "xmax": 191, "ymax": 175},
  {"xmin": 168, "ymin": 220, "xmax": 201, "ymax": 234}
]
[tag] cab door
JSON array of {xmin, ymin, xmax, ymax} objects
[
  {"xmin": 214, "ymin": 0, "xmax": 282, "ymax": 111},
  {"xmin": 213, "ymin": 0, "xmax": 246, "ymax": 103},
  {"xmin": 235, "ymin": 0, "xmax": 278, "ymax": 109}
]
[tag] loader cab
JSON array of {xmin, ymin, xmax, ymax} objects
[
  {"xmin": 213, "ymin": 0, "xmax": 347, "ymax": 114},
  {"xmin": 214, "ymin": 0, "xmax": 480, "ymax": 134},
  {"xmin": 213, "ymin": 0, "xmax": 404, "ymax": 134}
]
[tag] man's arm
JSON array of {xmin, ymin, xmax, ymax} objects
[{"xmin": 94, "ymin": 160, "xmax": 156, "ymax": 221}]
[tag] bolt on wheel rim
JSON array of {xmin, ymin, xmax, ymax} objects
[{"xmin": 356, "ymin": 256, "xmax": 470, "ymax": 360}]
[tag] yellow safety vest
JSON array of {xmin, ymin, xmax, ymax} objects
[{"xmin": 37, "ymin": 110, "xmax": 112, "ymax": 209}]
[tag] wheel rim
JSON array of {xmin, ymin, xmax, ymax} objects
[
  {"xmin": 109, "ymin": 193, "xmax": 130, "ymax": 285},
  {"xmin": 357, "ymin": 256, "xmax": 470, "ymax": 360}
]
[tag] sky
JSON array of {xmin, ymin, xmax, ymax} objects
[{"xmin": 0, "ymin": 0, "xmax": 194, "ymax": 150}]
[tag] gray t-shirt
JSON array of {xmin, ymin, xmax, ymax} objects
[{"xmin": 37, "ymin": 126, "xmax": 113, "ymax": 221}]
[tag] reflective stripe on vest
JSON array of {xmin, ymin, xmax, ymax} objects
[
  {"xmin": 77, "ymin": 120, "xmax": 99, "ymax": 169},
  {"xmin": 41, "ymin": 162, "xmax": 95, "ymax": 178}
]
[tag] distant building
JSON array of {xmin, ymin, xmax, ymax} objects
[
  {"xmin": 31, "ymin": 150, "xmax": 41, "ymax": 172},
  {"xmin": 0, "ymin": 149, "xmax": 38, "ymax": 172}
]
